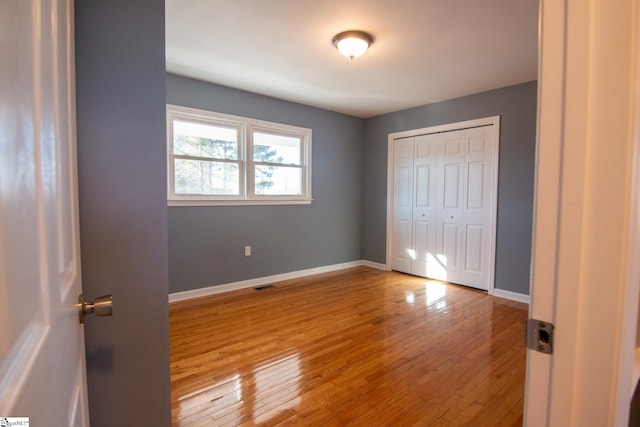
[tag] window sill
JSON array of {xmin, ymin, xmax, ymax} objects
[{"xmin": 168, "ymin": 199, "xmax": 313, "ymax": 207}]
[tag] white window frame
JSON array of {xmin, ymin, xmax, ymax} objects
[{"xmin": 167, "ymin": 104, "xmax": 312, "ymax": 206}]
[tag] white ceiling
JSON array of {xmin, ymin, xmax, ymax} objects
[{"xmin": 166, "ymin": 0, "xmax": 539, "ymax": 119}]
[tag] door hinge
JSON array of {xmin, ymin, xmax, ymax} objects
[{"xmin": 526, "ymin": 318, "xmax": 554, "ymax": 354}]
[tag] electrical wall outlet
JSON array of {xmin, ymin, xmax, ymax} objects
[{"xmin": 244, "ymin": 246, "xmax": 251, "ymax": 256}]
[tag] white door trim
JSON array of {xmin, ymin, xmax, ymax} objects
[
  {"xmin": 385, "ymin": 115, "xmax": 500, "ymax": 294},
  {"xmin": 524, "ymin": 0, "xmax": 640, "ymax": 425},
  {"xmin": 616, "ymin": 0, "xmax": 640, "ymax": 421}
]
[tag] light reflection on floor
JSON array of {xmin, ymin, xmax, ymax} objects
[
  {"xmin": 178, "ymin": 354, "xmax": 301, "ymax": 425},
  {"xmin": 425, "ymin": 281, "xmax": 447, "ymax": 307}
]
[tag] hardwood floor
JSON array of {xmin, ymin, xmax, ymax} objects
[{"xmin": 170, "ymin": 267, "xmax": 528, "ymax": 426}]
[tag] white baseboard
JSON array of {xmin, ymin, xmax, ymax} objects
[
  {"xmin": 361, "ymin": 260, "xmax": 388, "ymax": 271},
  {"xmin": 169, "ymin": 260, "xmax": 368, "ymax": 303},
  {"xmin": 490, "ymin": 288, "xmax": 530, "ymax": 304},
  {"xmin": 169, "ymin": 261, "xmax": 531, "ymax": 305}
]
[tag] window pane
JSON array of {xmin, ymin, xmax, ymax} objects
[
  {"xmin": 173, "ymin": 120, "xmax": 238, "ymax": 160},
  {"xmin": 175, "ymin": 158, "xmax": 239, "ymax": 195},
  {"xmin": 253, "ymin": 132, "xmax": 300, "ymax": 165},
  {"xmin": 254, "ymin": 165, "xmax": 301, "ymax": 195}
]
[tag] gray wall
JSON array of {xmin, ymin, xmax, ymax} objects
[
  {"xmin": 362, "ymin": 81, "xmax": 537, "ymax": 295},
  {"xmin": 167, "ymin": 74, "xmax": 364, "ymax": 293},
  {"xmin": 75, "ymin": 0, "xmax": 170, "ymax": 426},
  {"xmin": 168, "ymin": 78, "xmax": 537, "ymax": 296}
]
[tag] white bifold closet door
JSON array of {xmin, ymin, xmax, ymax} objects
[{"xmin": 391, "ymin": 124, "xmax": 497, "ymax": 290}]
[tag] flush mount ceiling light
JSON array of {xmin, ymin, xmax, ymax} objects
[{"xmin": 332, "ymin": 30, "xmax": 374, "ymax": 60}]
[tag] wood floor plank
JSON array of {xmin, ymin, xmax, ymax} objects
[{"xmin": 170, "ymin": 267, "xmax": 528, "ymax": 426}]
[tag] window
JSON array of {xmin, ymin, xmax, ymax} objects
[{"xmin": 167, "ymin": 105, "xmax": 312, "ymax": 205}]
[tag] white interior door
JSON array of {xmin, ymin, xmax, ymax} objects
[
  {"xmin": 459, "ymin": 126, "xmax": 496, "ymax": 288},
  {"xmin": 389, "ymin": 118, "xmax": 499, "ymax": 291},
  {"xmin": 391, "ymin": 137, "xmax": 415, "ymax": 274},
  {"xmin": 412, "ymin": 134, "xmax": 440, "ymax": 279},
  {"xmin": 439, "ymin": 130, "xmax": 466, "ymax": 285},
  {"xmin": 0, "ymin": 0, "xmax": 89, "ymax": 425}
]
